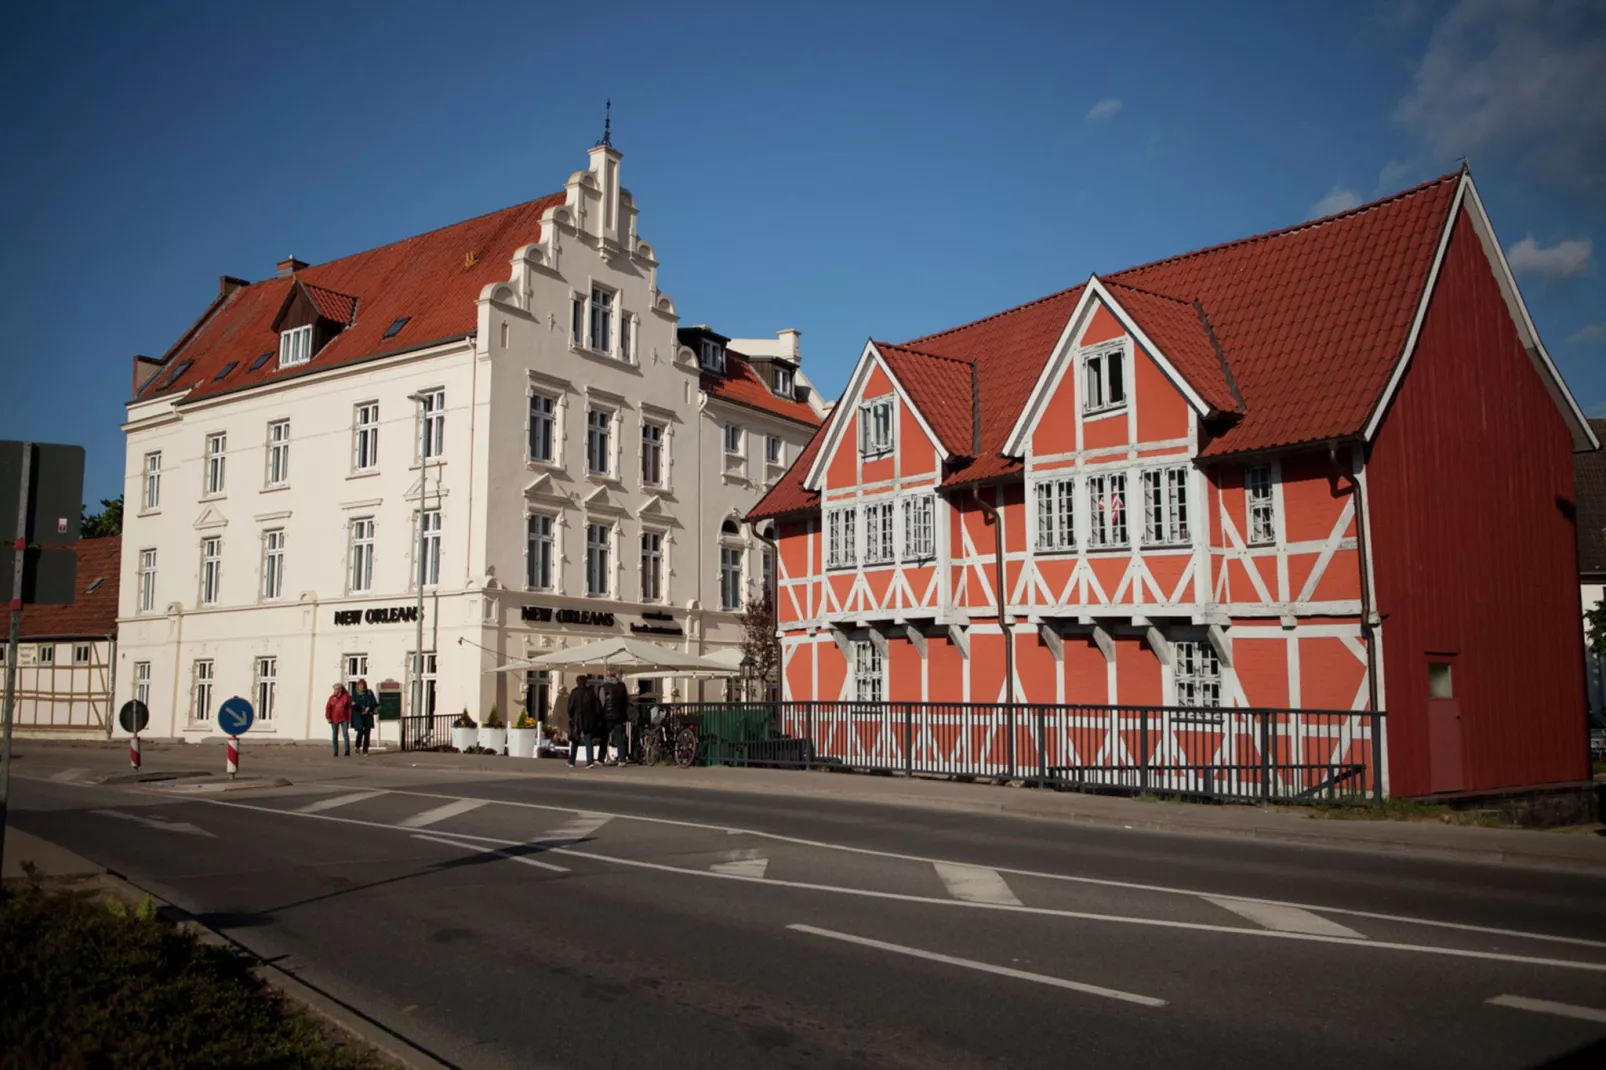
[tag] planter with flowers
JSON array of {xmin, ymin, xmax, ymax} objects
[
  {"xmin": 451, "ymin": 710, "xmax": 478, "ymax": 753},
  {"xmin": 507, "ymin": 710, "xmax": 539, "ymax": 758},
  {"xmin": 479, "ymin": 708, "xmax": 508, "ymax": 754}
]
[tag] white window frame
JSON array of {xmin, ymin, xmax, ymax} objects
[
  {"xmin": 585, "ymin": 522, "xmax": 612, "ymax": 597},
  {"xmin": 852, "ymin": 639, "xmax": 884, "ymax": 703},
  {"xmin": 772, "ymin": 364, "xmax": 795, "ymax": 397},
  {"xmin": 720, "ymin": 545, "xmax": 743, "ymax": 611},
  {"xmin": 826, "ymin": 507, "xmax": 857, "ymax": 569},
  {"xmin": 354, "ymin": 402, "xmax": 380, "ymax": 472},
  {"xmin": 1087, "ymin": 472, "xmax": 1129, "ymax": 549},
  {"xmin": 641, "ymin": 420, "xmax": 665, "ymax": 487},
  {"xmin": 200, "ymin": 536, "xmax": 222, "ymax": 605},
  {"xmin": 349, "ymin": 517, "xmax": 375, "ymax": 594},
  {"xmin": 1141, "ymin": 466, "xmax": 1191, "ymax": 547},
  {"xmin": 134, "ymin": 661, "xmax": 152, "ymax": 709},
  {"xmin": 204, "ymin": 432, "xmax": 226, "ymax": 496},
  {"xmin": 409, "ymin": 651, "xmax": 438, "ymax": 719},
  {"xmin": 700, "ymin": 339, "xmax": 725, "ymax": 373},
  {"xmin": 1174, "ymin": 641, "xmax": 1222, "ymax": 708},
  {"xmin": 138, "ymin": 549, "xmax": 157, "ymax": 613},
  {"xmin": 192, "ymin": 659, "xmax": 214, "ymax": 723},
  {"xmin": 72, "ymin": 643, "xmax": 91, "ymax": 666},
  {"xmin": 266, "ymin": 419, "xmax": 290, "ymax": 488},
  {"xmin": 640, "ymin": 529, "xmax": 664, "ymax": 603},
  {"xmin": 859, "ymin": 396, "xmax": 894, "ymax": 458},
  {"xmin": 863, "ymin": 500, "xmax": 895, "ymax": 565},
  {"xmin": 254, "ymin": 656, "xmax": 277, "ymax": 722},
  {"xmin": 620, "ymin": 310, "xmax": 634, "ymax": 362},
  {"xmin": 417, "ymin": 509, "xmax": 442, "ymax": 589},
  {"xmin": 589, "ymin": 286, "xmax": 614, "ymax": 354},
  {"xmin": 142, "ymin": 451, "xmax": 162, "ymax": 511},
  {"xmin": 724, "ymin": 424, "xmax": 744, "ymax": 456},
  {"xmin": 419, "ymin": 389, "xmax": 445, "ymax": 461},
  {"xmin": 901, "ymin": 493, "xmax": 936, "ymax": 561},
  {"xmin": 570, "ymin": 294, "xmax": 584, "ymax": 347},
  {"xmin": 586, "ymin": 407, "xmax": 614, "ymax": 476},
  {"xmin": 765, "ymin": 435, "xmax": 782, "ymax": 465},
  {"xmin": 261, "ymin": 529, "xmax": 286, "ymax": 601},
  {"xmin": 344, "ymin": 654, "xmax": 369, "ymax": 691},
  {"xmin": 1082, "ymin": 341, "xmax": 1128, "ymax": 415},
  {"xmin": 526, "ymin": 513, "xmax": 554, "ymax": 591},
  {"xmin": 1247, "ymin": 465, "xmax": 1276, "ymax": 545},
  {"xmin": 278, "ymin": 323, "xmax": 313, "ymax": 368},
  {"xmin": 1033, "ymin": 476, "xmax": 1076, "ymax": 553},
  {"xmin": 529, "ymin": 392, "xmax": 557, "ymax": 464},
  {"xmin": 37, "ymin": 644, "xmax": 54, "ymax": 666}
]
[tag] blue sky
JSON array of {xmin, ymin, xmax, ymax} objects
[{"xmin": 3, "ymin": 0, "xmax": 1602, "ymax": 504}]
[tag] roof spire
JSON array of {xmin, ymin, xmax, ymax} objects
[{"xmin": 596, "ymin": 99, "xmax": 612, "ymax": 148}]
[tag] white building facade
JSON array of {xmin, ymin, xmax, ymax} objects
[{"xmin": 114, "ymin": 141, "xmax": 822, "ymax": 743}]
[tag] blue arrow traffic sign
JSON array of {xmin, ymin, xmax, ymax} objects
[{"xmin": 217, "ymin": 696, "xmax": 255, "ymax": 736}]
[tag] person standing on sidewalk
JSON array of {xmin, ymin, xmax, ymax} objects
[
  {"xmin": 599, "ymin": 673, "xmax": 631, "ymax": 765},
  {"xmin": 567, "ymin": 674, "xmax": 601, "ymax": 768},
  {"xmin": 325, "ymin": 683, "xmax": 353, "ymax": 757},
  {"xmin": 350, "ymin": 679, "xmax": 379, "ymax": 755}
]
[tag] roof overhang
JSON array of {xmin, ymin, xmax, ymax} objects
[{"xmin": 801, "ymin": 340, "xmax": 954, "ymax": 492}]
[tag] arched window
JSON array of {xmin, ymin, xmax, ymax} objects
[{"xmin": 721, "ymin": 518, "xmax": 740, "ymax": 536}]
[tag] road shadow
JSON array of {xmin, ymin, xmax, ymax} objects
[{"xmin": 1531, "ymin": 1036, "xmax": 1606, "ymax": 1068}]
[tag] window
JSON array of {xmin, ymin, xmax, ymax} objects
[
  {"xmin": 586, "ymin": 408, "xmax": 612, "ymax": 476},
  {"xmin": 641, "ymin": 421, "xmax": 664, "ymax": 486},
  {"xmin": 620, "ymin": 312, "xmax": 633, "ymax": 361},
  {"xmin": 585, "ymin": 523, "xmax": 611, "ymax": 596},
  {"xmin": 350, "ymin": 518, "xmax": 375, "ymax": 593},
  {"xmin": 418, "ymin": 509, "xmax": 441, "ymax": 588},
  {"xmin": 1034, "ymin": 477, "xmax": 1075, "ymax": 552},
  {"xmin": 724, "ymin": 424, "xmax": 743, "ymax": 455},
  {"xmin": 1247, "ymin": 465, "xmax": 1276, "ymax": 545},
  {"xmin": 138, "ymin": 549, "xmax": 157, "ymax": 613},
  {"xmin": 859, "ymin": 397, "xmax": 894, "ymax": 457},
  {"xmin": 193, "ymin": 660, "xmax": 213, "ymax": 722},
  {"xmin": 529, "ymin": 394, "xmax": 557, "ymax": 463},
  {"xmin": 1084, "ymin": 345, "xmax": 1127, "ymax": 413},
  {"xmin": 250, "ymin": 351, "xmax": 273, "ymax": 372},
  {"xmin": 720, "ymin": 546, "xmax": 742, "ymax": 610},
  {"xmin": 354, "ymin": 403, "xmax": 380, "ymax": 472},
  {"xmin": 134, "ymin": 661, "xmax": 151, "ymax": 709},
  {"xmin": 37, "ymin": 644, "xmax": 54, "ymax": 666},
  {"xmin": 344, "ymin": 654, "xmax": 369, "ymax": 690},
  {"xmin": 1175, "ymin": 641, "xmax": 1222, "ymax": 707},
  {"xmin": 571, "ymin": 295, "xmax": 584, "ymax": 347},
  {"xmin": 254, "ymin": 657, "xmax": 277, "ymax": 722},
  {"xmin": 772, "ymin": 364, "xmax": 794, "ymax": 397},
  {"xmin": 863, "ymin": 501, "xmax": 895, "ymax": 564},
  {"xmin": 278, "ymin": 324, "xmax": 313, "ymax": 368},
  {"xmin": 214, "ymin": 361, "xmax": 238, "ymax": 382},
  {"xmin": 420, "ymin": 389, "xmax": 445, "ymax": 460},
  {"xmin": 205, "ymin": 433, "xmax": 226, "ymax": 495},
  {"xmin": 590, "ymin": 287, "xmax": 614, "ymax": 353},
  {"xmin": 700, "ymin": 339, "xmax": 725, "ymax": 373},
  {"xmin": 142, "ymin": 452, "xmax": 162, "ymax": 511},
  {"xmin": 641, "ymin": 531, "xmax": 663, "ymax": 602},
  {"xmin": 72, "ymin": 644, "xmax": 91, "ymax": 666},
  {"xmin": 526, "ymin": 514, "xmax": 553, "ymax": 590},
  {"xmin": 200, "ymin": 536, "xmax": 222, "ymax": 605},
  {"xmin": 409, "ymin": 652, "xmax": 438, "ymax": 719},
  {"xmin": 826, "ymin": 507, "xmax": 857, "ymax": 569},
  {"xmin": 1429, "ymin": 661, "xmax": 1454, "ymax": 699},
  {"xmin": 500, "ymin": 321, "xmax": 511, "ymax": 348},
  {"xmin": 383, "ymin": 316, "xmax": 410, "ymax": 340},
  {"xmin": 762, "ymin": 549, "xmax": 775, "ymax": 595},
  {"xmin": 902, "ymin": 494, "xmax": 936, "ymax": 560},
  {"xmin": 765, "ymin": 435, "xmax": 782, "ymax": 465},
  {"xmin": 266, "ymin": 419, "xmax": 290, "ymax": 487},
  {"xmin": 1087, "ymin": 472, "xmax": 1129, "ymax": 548},
  {"xmin": 852, "ymin": 640, "xmax": 884, "ymax": 702},
  {"xmin": 262, "ymin": 529, "xmax": 285, "ymax": 600},
  {"xmin": 1142, "ymin": 467, "xmax": 1190, "ymax": 546}
]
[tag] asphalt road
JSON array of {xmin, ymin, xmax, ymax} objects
[{"xmin": 9, "ymin": 751, "xmax": 1606, "ymax": 1070}]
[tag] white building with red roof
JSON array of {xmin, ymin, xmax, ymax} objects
[{"xmin": 115, "ymin": 139, "xmax": 821, "ymax": 743}]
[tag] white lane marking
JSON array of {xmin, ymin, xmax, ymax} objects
[
  {"xmin": 203, "ymin": 787, "xmax": 1606, "ymax": 951},
  {"xmin": 412, "ymin": 834, "xmax": 569, "ymax": 873},
  {"xmin": 296, "ymin": 790, "xmax": 388, "ymax": 814},
  {"xmin": 1206, "ymin": 897, "xmax": 1366, "ymax": 939},
  {"xmin": 50, "ymin": 768, "xmax": 89, "ymax": 783},
  {"xmin": 711, "ymin": 849, "xmax": 769, "ymax": 878},
  {"xmin": 398, "ymin": 798, "xmax": 488, "ymax": 829},
  {"xmin": 92, "ymin": 809, "xmax": 214, "ymax": 837},
  {"xmin": 1487, "ymin": 994, "xmax": 1606, "ymax": 1024},
  {"xmin": 538, "ymin": 813, "xmax": 613, "ymax": 842},
  {"xmin": 935, "ymin": 863, "xmax": 1022, "ymax": 906},
  {"xmin": 789, "ymin": 924, "xmax": 1166, "ymax": 1007}
]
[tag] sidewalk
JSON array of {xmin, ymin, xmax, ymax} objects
[{"xmin": 16, "ymin": 738, "xmax": 1606, "ymax": 875}]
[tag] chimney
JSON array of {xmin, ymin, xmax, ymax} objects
[
  {"xmin": 219, "ymin": 275, "xmax": 249, "ymax": 298},
  {"xmin": 276, "ymin": 256, "xmax": 308, "ymax": 278},
  {"xmin": 778, "ymin": 328, "xmax": 802, "ymax": 363}
]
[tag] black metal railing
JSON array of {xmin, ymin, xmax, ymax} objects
[
  {"xmin": 400, "ymin": 713, "xmax": 462, "ymax": 752},
  {"xmin": 662, "ymin": 701, "xmax": 1385, "ymax": 804}
]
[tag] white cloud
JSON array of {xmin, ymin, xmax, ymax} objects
[
  {"xmin": 1506, "ymin": 234, "xmax": 1592, "ymax": 278},
  {"xmin": 1308, "ymin": 185, "xmax": 1362, "ymax": 219},
  {"xmin": 1395, "ymin": 0, "xmax": 1606, "ymax": 190},
  {"xmin": 1085, "ymin": 98, "xmax": 1123, "ymax": 123},
  {"xmin": 1377, "ymin": 159, "xmax": 1412, "ymax": 192},
  {"xmin": 1571, "ymin": 323, "xmax": 1606, "ymax": 345}
]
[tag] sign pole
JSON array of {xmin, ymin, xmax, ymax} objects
[
  {"xmin": 0, "ymin": 442, "xmax": 33, "ymax": 880},
  {"xmin": 130, "ymin": 732, "xmax": 141, "ymax": 770},
  {"xmin": 226, "ymin": 736, "xmax": 238, "ymax": 779}
]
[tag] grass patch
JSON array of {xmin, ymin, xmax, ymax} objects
[{"xmin": 1, "ymin": 870, "xmax": 388, "ymax": 1069}]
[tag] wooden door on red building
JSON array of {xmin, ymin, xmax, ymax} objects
[{"xmin": 1426, "ymin": 656, "xmax": 1463, "ymax": 794}]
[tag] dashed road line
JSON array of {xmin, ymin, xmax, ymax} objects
[
  {"xmin": 398, "ymin": 799, "xmax": 488, "ymax": 829},
  {"xmin": 1206, "ymin": 897, "xmax": 1366, "ymax": 939},
  {"xmin": 92, "ymin": 809, "xmax": 214, "ymax": 837},
  {"xmin": 788, "ymin": 924, "xmax": 1167, "ymax": 1007},
  {"xmin": 1487, "ymin": 994, "xmax": 1606, "ymax": 1024},
  {"xmin": 711, "ymin": 849, "xmax": 769, "ymax": 878},
  {"xmin": 935, "ymin": 863, "xmax": 1022, "ymax": 906},
  {"xmin": 296, "ymin": 790, "xmax": 388, "ymax": 814},
  {"xmin": 537, "ymin": 813, "xmax": 613, "ymax": 843}
]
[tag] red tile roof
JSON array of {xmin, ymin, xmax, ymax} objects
[
  {"xmin": 17, "ymin": 537, "xmax": 121, "ymax": 639},
  {"xmin": 751, "ymin": 172, "xmax": 1463, "ymax": 519},
  {"xmin": 702, "ymin": 350, "xmax": 822, "ymax": 427},
  {"xmin": 876, "ymin": 343, "xmax": 976, "ymax": 455},
  {"xmin": 137, "ymin": 192, "xmax": 568, "ymax": 403}
]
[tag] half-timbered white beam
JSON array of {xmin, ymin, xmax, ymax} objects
[
  {"xmin": 829, "ymin": 626, "xmax": 852, "ymax": 661},
  {"xmin": 1092, "ymin": 625, "xmax": 1115, "ymax": 664},
  {"xmin": 1039, "ymin": 623, "xmax": 1063, "ymax": 662},
  {"xmin": 948, "ymin": 623, "xmax": 970, "ymax": 660},
  {"xmin": 1207, "ymin": 624, "xmax": 1234, "ymax": 668},
  {"xmin": 904, "ymin": 625, "xmax": 927, "ymax": 658},
  {"xmin": 867, "ymin": 628, "xmax": 888, "ymax": 656},
  {"xmin": 1146, "ymin": 626, "xmax": 1172, "ymax": 667}
]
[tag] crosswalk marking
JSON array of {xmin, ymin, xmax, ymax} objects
[
  {"xmin": 398, "ymin": 798, "xmax": 488, "ymax": 829},
  {"xmin": 538, "ymin": 813, "xmax": 613, "ymax": 843},
  {"xmin": 1487, "ymin": 994, "xmax": 1606, "ymax": 1024},
  {"xmin": 1206, "ymin": 897, "xmax": 1365, "ymax": 939},
  {"xmin": 296, "ymin": 790, "xmax": 386, "ymax": 814},
  {"xmin": 934, "ymin": 863, "xmax": 1022, "ymax": 906},
  {"xmin": 93, "ymin": 809, "xmax": 214, "ymax": 837},
  {"xmin": 711, "ymin": 849, "xmax": 769, "ymax": 878},
  {"xmin": 413, "ymin": 834, "xmax": 570, "ymax": 872}
]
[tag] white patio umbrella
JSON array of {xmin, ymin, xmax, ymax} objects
[{"xmin": 485, "ymin": 635, "xmax": 732, "ymax": 676}]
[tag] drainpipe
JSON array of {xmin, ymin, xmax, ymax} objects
[
  {"xmin": 972, "ymin": 487, "xmax": 1014, "ymax": 706},
  {"xmin": 1331, "ymin": 442, "xmax": 1384, "ymax": 801},
  {"xmin": 104, "ymin": 633, "xmax": 117, "ymax": 741}
]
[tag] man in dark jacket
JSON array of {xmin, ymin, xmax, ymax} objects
[
  {"xmin": 566, "ymin": 674, "xmax": 601, "ymax": 768},
  {"xmin": 599, "ymin": 673, "xmax": 632, "ymax": 765}
]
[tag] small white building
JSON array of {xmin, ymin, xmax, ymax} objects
[
  {"xmin": 6, "ymin": 536, "xmax": 121, "ymax": 738},
  {"xmin": 114, "ymin": 139, "xmax": 823, "ymax": 743}
]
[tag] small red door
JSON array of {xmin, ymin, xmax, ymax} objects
[{"xmin": 1426, "ymin": 657, "xmax": 1463, "ymax": 794}]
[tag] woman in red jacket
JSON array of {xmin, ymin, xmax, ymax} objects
[{"xmin": 326, "ymin": 683, "xmax": 354, "ymax": 757}]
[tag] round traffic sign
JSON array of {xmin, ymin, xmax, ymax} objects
[
  {"xmin": 217, "ymin": 696, "xmax": 255, "ymax": 736},
  {"xmin": 118, "ymin": 699, "xmax": 149, "ymax": 734}
]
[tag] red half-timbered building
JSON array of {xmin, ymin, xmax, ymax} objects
[{"xmin": 749, "ymin": 169, "xmax": 1598, "ymax": 798}]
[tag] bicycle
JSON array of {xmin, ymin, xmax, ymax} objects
[{"xmin": 640, "ymin": 706, "xmax": 699, "ymax": 768}]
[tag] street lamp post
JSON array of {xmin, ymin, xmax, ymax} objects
[{"xmin": 406, "ymin": 392, "xmax": 429, "ymax": 741}]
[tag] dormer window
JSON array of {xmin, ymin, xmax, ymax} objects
[
  {"xmin": 279, "ymin": 325, "xmax": 313, "ymax": 369},
  {"xmin": 1083, "ymin": 342, "xmax": 1127, "ymax": 415},
  {"xmin": 771, "ymin": 364, "xmax": 795, "ymax": 397},
  {"xmin": 700, "ymin": 339, "xmax": 725, "ymax": 374},
  {"xmin": 859, "ymin": 396, "xmax": 894, "ymax": 458}
]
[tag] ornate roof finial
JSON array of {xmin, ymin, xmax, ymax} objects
[{"xmin": 596, "ymin": 99, "xmax": 613, "ymax": 148}]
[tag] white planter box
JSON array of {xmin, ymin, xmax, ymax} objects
[
  {"xmin": 507, "ymin": 728, "xmax": 538, "ymax": 758},
  {"xmin": 451, "ymin": 726, "xmax": 479, "ymax": 752},
  {"xmin": 479, "ymin": 727, "xmax": 508, "ymax": 754}
]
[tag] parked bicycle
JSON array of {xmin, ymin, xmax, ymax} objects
[{"xmin": 640, "ymin": 705, "xmax": 699, "ymax": 768}]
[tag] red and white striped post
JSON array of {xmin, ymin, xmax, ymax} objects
[
  {"xmin": 226, "ymin": 736, "xmax": 239, "ymax": 779},
  {"xmin": 129, "ymin": 733, "xmax": 141, "ymax": 770}
]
